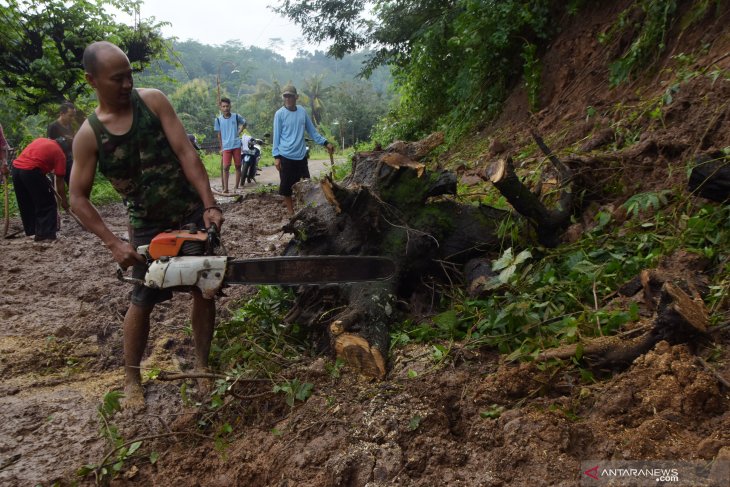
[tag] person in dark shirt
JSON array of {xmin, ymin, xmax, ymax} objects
[{"xmin": 47, "ymin": 102, "xmax": 76, "ymax": 184}]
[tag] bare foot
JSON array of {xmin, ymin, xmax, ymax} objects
[
  {"xmin": 194, "ymin": 368, "xmax": 213, "ymax": 400},
  {"xmin": 122, "ymin": 382, "xmax": 146, "ymax": 411}
]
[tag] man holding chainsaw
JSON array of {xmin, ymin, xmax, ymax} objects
[{"xmin": 70, "ymin": 41, "xmax": 224, "ymax": 410}]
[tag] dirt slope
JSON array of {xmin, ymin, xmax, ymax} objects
[{"xmin": 1, "ymin": 2, "xmax": 729, "ymax": 486}]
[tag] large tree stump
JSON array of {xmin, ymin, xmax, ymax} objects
[
  {"xmin": 283, "ymin": 132, "xmax": 580, "ymax": 377},
  {"xmin": 282, "ymin": 140, "xmax": 497, "ymax": 376}
]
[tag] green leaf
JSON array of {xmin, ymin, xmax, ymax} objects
[
  {"xmin": 100, "ymin": 390, "xmax": 123, "ymax": 417},
  {"xmin": 513, "ymin": 249, "xmax": 532, "ymax": 266},
  {"xmin": 492, "ymin": 247, "xmax": 514, "ymax": 271},
  {"xmin": 579, "ymin": 368, "xmax": 596, "ymax": 384},
  {"xmin": 144, "ymin": 368, "xmax": 161, "ymax": 380},
  {"xmin": 127, "ymin": 441, "xmax": 142, "ymax": 456},
  {"xmin": 210, "ymin": 394, "xmax": 224, "ymax": 409},
  {"xmin": 295, "ymin": 382, "xmax": 314, "ymax": 402},
  {"xmin": 431, "ymin": 344, "xmax": 448, "ymax": 362},
  {"xmin": 498, "ymin": 264, "xmax": 517, "ymax": 283},
  {"xmin": 149, "ymin": 451, "xmax": 159, "ymax": 465},
  {"xmin": 407, "ymin": 369, "xmax": 418, "ymax": 379},
  {"xmin": 77, "ymin": 464, "xmax": 97, "ymax": 477},
  {"xmin": 628, "ymin": 302, "xmax": 639, "ymax": 321},
  {"xmin": 433, "ymin": 310, "xmax": 458, "ymax": 332},
  {"xmin": 480, "ymin": 404, "xmax": 504, "ymax": 419},
  {"xmin": 575, "ymin": 342, "xmax": 584, "ymax": 361},
  {"xmin": 408, "ymin": 415, "xmax": 422, "ymax": 431}
]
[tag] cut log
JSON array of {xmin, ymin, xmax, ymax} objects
[
  {"xmin": 282, "ymin": 131, "xmax": 587, "ymax": 376},
  {"xmin": 484, "ymin": 156, "xmax": 571, "ymax": 247}
]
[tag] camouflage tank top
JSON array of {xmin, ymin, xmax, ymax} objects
[{"xmin": 87, "ymin": 89, "xmax": 200, "ymax": 229}]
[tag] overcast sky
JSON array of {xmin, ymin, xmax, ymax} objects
[{"xmin": 115, "ymin": 0, "xmax": 324, "ymax": 61}]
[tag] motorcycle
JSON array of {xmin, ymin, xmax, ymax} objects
[{"xmin": 240, "ymin": 136, "xmax": 263, "ymax": 186}]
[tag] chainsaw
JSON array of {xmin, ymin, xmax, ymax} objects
[{"xmin": 116, "ymin": 225, "xmax": 396, "ymax": 299}]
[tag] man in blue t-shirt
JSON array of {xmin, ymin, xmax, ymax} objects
[
  {"xmin": 214, "ymin": 97, "xmax": 246, "ymax": 193},
  {"xmin": 272, "ymin": 85, "xmax": 333, "ymax": 215}
]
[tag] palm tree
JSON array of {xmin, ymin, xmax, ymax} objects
[{"xmin": 301, "ymin": 74, "xmax": 332, "ymax": 126}]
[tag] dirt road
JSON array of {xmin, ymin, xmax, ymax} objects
[
  {"xmin": 211, "ymin": 158, "xmax": 335, "ymax": 194},
  {"xmin": 0, "ymin": 159, "xmax": 336, "ymax": 485},
  {"xmin": 0, "ymin": 191, "xmax": 293, "ymax": 485}
]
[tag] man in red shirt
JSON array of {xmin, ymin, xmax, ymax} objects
[{"xmin": 11, "ymin": 138, "xmax": 69, "ymax": 241}]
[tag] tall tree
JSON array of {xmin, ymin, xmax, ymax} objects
[
  {"xmin": 0, "ymin": 0, "xmax": 169, "ymax": 112},
  {"xmin": 326, "ymin": 80, "xmax": 389, "ymax": 146},
  {"xmin": 168, "ymin": 79, "xmax": 217, "ymax": 143},
  {"xmin": 244, "ymin": 79, "xmax": 285, "ymax": 137},
  {"xmin": 273, "ymin": 0, "xmax": 456, "ymax": 76},
  {"xmin": 301, "ymin": 74, "xmax": 332, "ymax": 126}
]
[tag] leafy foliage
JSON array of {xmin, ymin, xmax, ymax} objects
[
  {"xmin": 210, "ymin": 286, "xmax": 299, "ymax": 372},
  {"xmin": 0, "ymin": 0, "xmax": 169, "ymax": 111},
  {"xmin": 601, "ymin": 0, "xmax": 679, "ymax": 86},
  {"xmin": 278, "ymin": 0, "xmax": 702, "ymax": 141},
  {"xmin": 621, "ymin": 190, "xmax": 671, "ymax": 218},
  {"xmin": 78, "ymin": 390, "xmax": 146, "ymax": 483},
  {"xmin": 273, "ymin": 378, "xmax": 314, "ymax": 407},
  {"xmin": 390, "ymin": 199, "xmax": 730, "ymax": 358}
]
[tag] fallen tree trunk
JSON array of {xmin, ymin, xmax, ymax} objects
[
  {"xmin": 282, "ymin": 133, "xmax": 581, "ymax": 377},
  {"xmin": 480, "ymin": 131, "xmax": 575, "ymax": 247}
]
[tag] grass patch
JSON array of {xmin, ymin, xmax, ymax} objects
[
  {"xmin": 90, "ymin": 173, "xmax": 122, "ymax": 206},
  {"xmin": 1, "ymin": 178, "xmax": 19, "ymax": 217}
]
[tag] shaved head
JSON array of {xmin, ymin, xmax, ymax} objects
[{"xmin": 82, "ymin": 41, "xmax": 128, "ymax": 76}]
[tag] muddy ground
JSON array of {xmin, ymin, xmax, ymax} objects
[
  {"xmin": 2, "ymin": 166, "xmax": 729, "ymax": 487},
  {"xmin": 0, "ymin": 186, "xmax": 294, "ymax": 486},
  {"xmin": 1, "ymin": 188, "xmax": 729, "ymax": 486}
]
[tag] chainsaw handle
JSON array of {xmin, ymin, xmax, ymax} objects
[
  {"xmin": 206, "ymin": 223, "xmax": 227, "ymax": 256},
  {"xmin": 116, "ymin": 264, "xmax": 146, "ymax": 286}
]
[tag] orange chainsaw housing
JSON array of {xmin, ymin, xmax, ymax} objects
[{"xmin": 147, "ymin": 230, "xmax": 208, "ymax": 259}]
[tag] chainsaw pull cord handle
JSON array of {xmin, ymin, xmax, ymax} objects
[
  {"xmin": 116, "ymin": 264, "xmax": 146, "ymax": 286},
  {"xmin": 116, "ymin": 240, "xmax": 150, "ymax": 286}
]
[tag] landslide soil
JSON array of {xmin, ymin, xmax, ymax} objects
[{"xmin": 2, "ymin": 2, "xmax": 730, "ymax": 486}]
